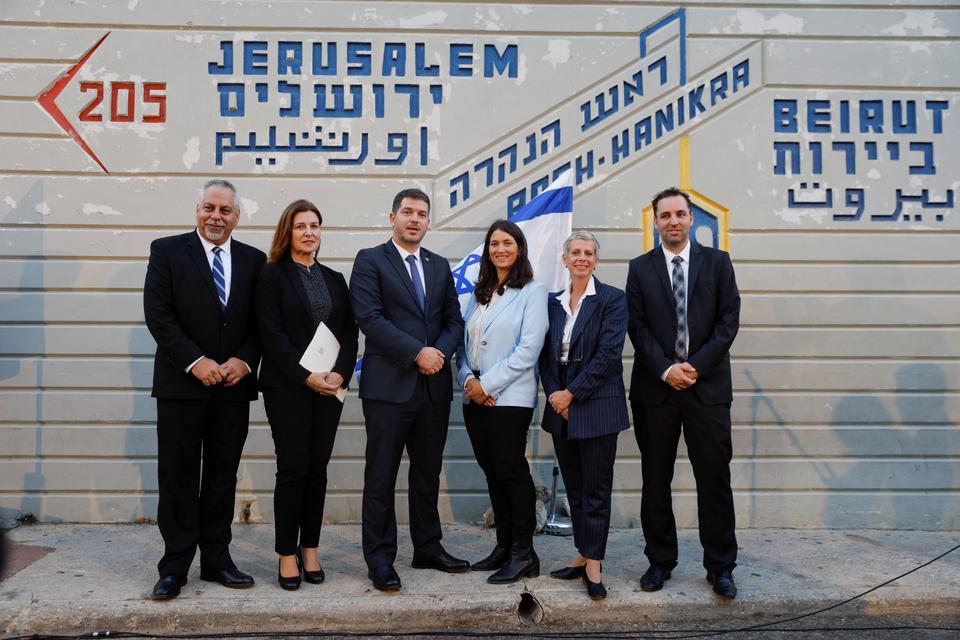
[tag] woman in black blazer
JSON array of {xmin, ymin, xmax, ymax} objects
[
  {"xmin": 538, "ymin": 230, "xmax": 630, "ymax": 600},
  {"xmin": 256, "ymin": 199, "xmax": 359, "ymax": 590}
]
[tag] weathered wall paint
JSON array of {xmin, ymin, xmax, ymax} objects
[{"xmin": 1, "ymin": 1, "xmax": 957, "ymax": 529}]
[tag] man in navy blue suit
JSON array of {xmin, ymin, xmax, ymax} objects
[
  {"xmin": 625, "ymin": 187, "xmax": 741, "ymax": 599},
  {"xmin": 349, "ymin": 188, "xmax": 468, "ymax": 591}
]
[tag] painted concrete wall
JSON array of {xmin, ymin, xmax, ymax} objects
[{"xmin": 1, "ymin": 1, "xmax": 957, "ymax": 529}]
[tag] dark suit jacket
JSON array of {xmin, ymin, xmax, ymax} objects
[
  {"xmin": 539, "ymin": 279, "xmax": 630, "ymax": 440},
  {"xmin": 349, "ymin": 241, "xmax": 464, "ymax": 403},
  {"xmin": 144, "ymin": 230, "xmax": 266, "ymax": 401},
  {"xmin": 256, "ymin": 257, "xmax": 359, "ymax": 390},
  {"xmin": 625, "ymin": 242, "xmax": 740, "ymax": 406}
]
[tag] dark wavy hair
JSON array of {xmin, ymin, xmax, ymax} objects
[
  {"xmin": 474, "ymin": 219, "xmax": 534, "ymax": 305},
  {"xmin": 268, "ymin": 199, "xmax": 322, "ymax": 263}
]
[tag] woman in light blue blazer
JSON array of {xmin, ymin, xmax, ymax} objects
[{"xmin": 455, "ymin": 219, "xmax": 548, "ymax": 584}]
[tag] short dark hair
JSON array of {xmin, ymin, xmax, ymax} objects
[
  {"xmin": 392, "ymin": 188, "xmax": 431, "ymax": 214},
  {"xmin": 651, "ymin": 187, "xmax": 692, "ymax": 215},
  {"xmin": 474, "ymin": 219, "xmax": 534, "ymax": 305}
]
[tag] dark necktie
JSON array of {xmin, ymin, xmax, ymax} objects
[
  {"xmin": 672, "ymin": 255, "xmax": 687, "ymax": 362},
  {"xmin": 406, "ymin": 254, "xmax": 425, "ymax": 311},
  {"xmin": 212, "ymin": 246, "xmax": 227, "ymax": 309}
]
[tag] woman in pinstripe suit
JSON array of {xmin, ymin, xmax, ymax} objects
[{"xmin": 538, "ymin": 230, "xmax": 630, "ymax": 600}]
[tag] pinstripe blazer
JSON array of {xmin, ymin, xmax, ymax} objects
[{"xmin": 539, "ymin": 279, "xmax": 630, "ymax": 440}]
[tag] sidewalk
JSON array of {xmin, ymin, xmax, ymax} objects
[{"xmin": 2, "ymin": 524, "xmax": 958, "ymax": 635}]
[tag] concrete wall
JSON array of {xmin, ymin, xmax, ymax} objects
[{"xmin": 1, "ymin": 1, "xmax": 957, "ymax": 529}]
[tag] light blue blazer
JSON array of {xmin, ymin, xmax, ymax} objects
[{"xmin": 455, "ymin": 280, "xmax": 549, "ymax": 408}]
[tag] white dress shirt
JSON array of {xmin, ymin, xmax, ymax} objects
[
  {"xmin": 197, "ymin": 230, "xmax": 233, "ymax": 304},
  {"xmin": 391, "ymin": 238, "xmax": 426, "ymax": 295},
  {"xmin": 186, "ymin": 231, "xmax": 247, "ymax": 374},
  {"xmin": 466, "ymin": 290, "xmax": 501, "ymax": 372},
  {"xmin": 555, "ymin": 276, "xmax": 597, "ymax": 363},
  {"xmin": 661, "ymin": 241, "xmax": 691, "ymax": 380}
]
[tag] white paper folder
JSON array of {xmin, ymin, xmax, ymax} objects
[{"xmin": 299, "ymin": 321, "xmax": 346, "ymax": 402}]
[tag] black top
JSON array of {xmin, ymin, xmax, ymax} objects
[{"xmin": 296, "ymin": 260, "xmax": 333, "ymax": 329}]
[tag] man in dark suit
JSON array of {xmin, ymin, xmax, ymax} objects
[
  {"xmin": 625, "ymin": 187, "xmax": 741, "ymax": 599},
  {"xmin": 143, "ymin": 179, "xmax": 266, "ymax": 600},
  {"xmin": 349, "ymin": 188, "xmax": 468, "ymax": 591}
]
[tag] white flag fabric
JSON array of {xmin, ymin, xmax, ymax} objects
[{"xmin": 451, "ymin": 170, "xmax": 574, "ymax": 313}]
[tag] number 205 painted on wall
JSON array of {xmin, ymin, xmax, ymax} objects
[{"xmin": 78, "ymin": 81, "xmax": 167, "ymax": 123}]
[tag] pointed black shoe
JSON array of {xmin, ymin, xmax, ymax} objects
[
  {"xmin": 411, "ymin": 549, "xmax": 470, "ymax": 573},
  {"xmin": 278, "ymin": 558, "xmax": 301, "ymax": 591},
  {"xmin": 707, "ymin": 568, "xmax": 737, "ymax": 599},
  {"xmin": 487, "ymin": 546, "xmax": 540, "ymax": 584},
  {"xmin": 200, "ymin": 566, "xmax": 255, "ymax": 589},
  {"xmin": 549, "ymin": 565, "xmax": 585, "ymax": 580},
  {"xmin": 582, "ymin": 572, "xmax": 607, "ymax": 600},
  {"xmin": 639, "ymin": 564, "xmax": 671, "ymax": 592},
  {"xmin": 297, "ymin": 549, "xmax": 325, "ymax": 584},
  {"xmin": 471, "ymin": 545, "xmax": 510, "ymax": 571},
  {"xmin": 151, "ymin": 574, "xmax": 186, "ymax": 600}
]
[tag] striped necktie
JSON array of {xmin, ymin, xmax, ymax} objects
[
  {"xmin": 212, "ymin": 246, "xmax": 227, "ymax": 309},
  {"xmin": 672, "ymin": 255, "xmax": 687, "ymax": 362}
]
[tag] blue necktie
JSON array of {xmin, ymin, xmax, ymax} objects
[
  {"xmin": 212, "ymin": 246, "xmax": 227, "ymax": 309},
  {"xmin": 406, "ymin": 254, "xmax": 425, "ymax": 311}
]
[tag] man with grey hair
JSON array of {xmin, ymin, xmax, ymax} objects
[{"xmin": 143, "ymin": 179, "xmax": 266, "ymax": 600}]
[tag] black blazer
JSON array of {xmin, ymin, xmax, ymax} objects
[
  {"xmin": 144, "ymin": 230, "xmax": 265, "ymax": 401},
  {"xmin": 539, "ymin": 279, "xmax": 630, "ymax": 440},
  {"xmin": 625, "ymin": 242, "xmax": 740, "ymax": 406},
  {"xmin": 256, "ymin": 257, "xmax": 359, "ymax": 390},
  {"xmin": 349, "ymin": 241, "xmax": 464, "ymax": 403}
]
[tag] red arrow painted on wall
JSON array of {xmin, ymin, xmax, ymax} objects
[{"xmin": 37, "ymin": 32, "xmax": 111, "ymax": 174}]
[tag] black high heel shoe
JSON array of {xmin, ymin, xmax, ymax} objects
[
  {"xmin": 278, "ymin": 556, "xmax": 301, "ymax": 591},
  {"xmin": 582, "ymin": 563, "xmax": 606, "ymax": 600},
  {"xmin": 297, "ymin": 548, "xmax": 325, "ymax": 584}
]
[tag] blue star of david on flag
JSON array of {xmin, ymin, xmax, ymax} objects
[{"xmin": 452, "ymin": 169, "xmax": 573, "ymax": 312}]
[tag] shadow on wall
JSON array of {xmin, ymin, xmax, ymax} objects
[
  {"xmin": 828, "ymin": 363, "xmax": 952, "ymax": 529},
  {"xmin": 0, "ymin": 179, "xmax": 60, "ymax": 523},
  {"xmin": 122, "ymin": 260, "xmax": 157, "ymax": 523}
]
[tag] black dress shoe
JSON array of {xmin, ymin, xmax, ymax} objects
[
  {"xmin": 278, "ymin": 557, "xmax": 301, "ymax": 591},
  {"xmin": 151, "ymin": 574, "xmax": 186, "ymax": 600},
  {"xmin": 549, "ymin": 565, "xmax": 585, "ymax": 580},
  {"xmin": 200, "ymin": 566, "xmax": 255, "ymax": 589},
  {"xmin": 488, "ymin": 546, "xmax": 539, "ymax": 584},
  {"xmin": 411, "ymin": 549, "xmax": 470, "ymax": 573},
  {"xmin": 706, "ymin": 568, "xmax": 737, "ymax": 599},
  {"xmin": 582, "ymin": 573, "xmax": 607, "ymax": 600},
  {"xmin": 368, "ymin": 564, "xmax": 402, "ymax": 591},
  {"xmin": 298, "ymin": 549, "xmax": 325, "ymax": 584},
  {"xmin": 639, "ymin": 564, "xmax": 671, "ymax": 592},
  {"xmin": 471, "ymin": 545, "xmax": 510, "ymax": 572}
]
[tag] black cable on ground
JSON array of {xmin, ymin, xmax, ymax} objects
[{"xmin": 6, "ymin": 541, "xmax": 958, "ymax": 640}]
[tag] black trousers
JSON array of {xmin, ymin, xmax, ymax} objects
[
  {"xmin": 552, "ymin": 428, "xmax": 618, "ymax": 560},
  {"xmin": 464, "ymin": 402, "xmax": 536, "ymax": 550},
  {"xmin": 361, "ymin": 376, "xmax": 450, "ymax": 569},
  {"xmin": 263, "ymin": 386, "xmax": 342, "ymax": 556},
  {"xmin": 631, "ymin": 391, "xmax": 738, "ymax": 573},
  {"xmin": 156, "ymin": 397, "xmax": 249, "ymax": 577}
]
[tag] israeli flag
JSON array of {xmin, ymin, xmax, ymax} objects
[{"xmin": 451, "ymin": 170, "xmax": 573, "ymax": 312}]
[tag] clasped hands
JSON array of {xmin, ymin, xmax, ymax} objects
[
  {"xmin": 548, "ymin": 389, "xmax": 574, "ymax": 420},
  {"xmin": 666, "ymin": 362, "xmax": 699, "ymax": 390},
  {"xmin": 464, "ymin": 377, "xmax": 495, "ymax": 407},
  {"xmin": 415, "ymin": 346, "xmax": 446, "ymax": 375},
  {"xmin": 191, "ymin": 356, "xmax": 249, "ymax": 387},
  {"xmin": 305, "ymin": 371, "xmax": 345, "ymax": 396}
]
